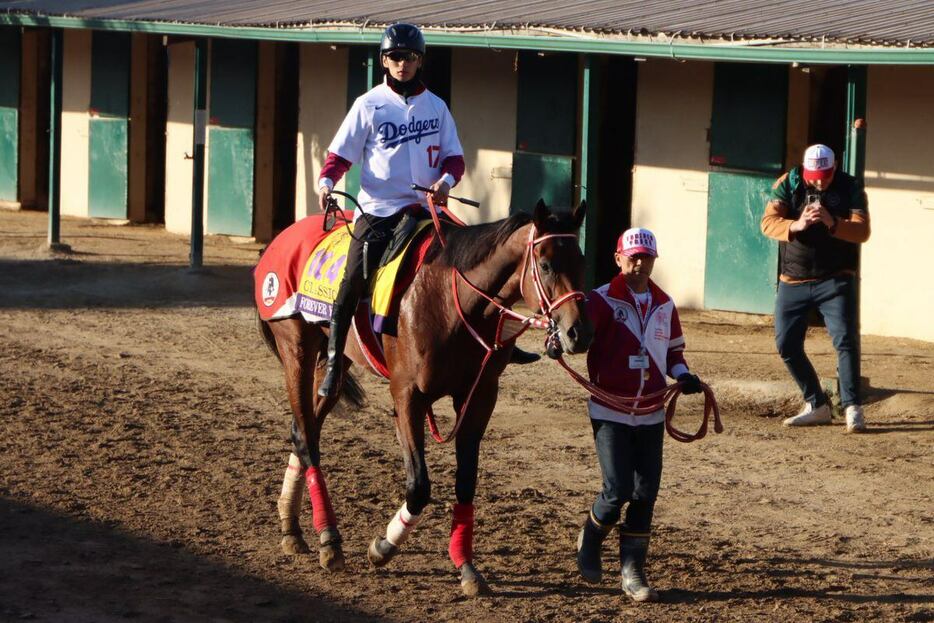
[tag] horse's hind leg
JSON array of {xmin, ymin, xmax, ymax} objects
[
  {"xmin": 368, "ymin": 385, "xmax": 431, "ymax": 568},
  {"xmin": 270, "ymin": 318, "xmax": 345, "ymax": 572},
  {"xmin": 277, "ymin": 449, "xmax": 310, "ymax": 555}
]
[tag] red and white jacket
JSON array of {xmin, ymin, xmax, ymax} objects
[{"xmin": 585, "ymin": 275, "xmax": 689, "ymax": 426}]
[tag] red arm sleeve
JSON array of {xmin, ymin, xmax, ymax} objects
[
  {"xmin": 319, "ymin": 152, "xmax": 352, "ymax": 186},
  {"xmin": 440, "ymin": 155, "xmax": 466, "ymax": 186}
]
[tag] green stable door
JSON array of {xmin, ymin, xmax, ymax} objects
[
  {"xmin": 704, "ymin": 63, "xmax": 788, "ymax": 314},
  {"xmin": 0, "ymin": 28, "xmax": 21, "ymax": 202},
  {"xmin": 88, "ymin": 32, "xmax": 130, "ymax": 219},
  {"xmin": 511, "ymin": 51, "xmax": 578, "ymax": 215},
  {"xmin": 206, "ymin": 40, "xmax": 257, "ymax": 237}
]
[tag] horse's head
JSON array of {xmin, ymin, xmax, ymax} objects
[{"xmin": 520, "ymin": 199, "xmax": 593, "ymax": 358}]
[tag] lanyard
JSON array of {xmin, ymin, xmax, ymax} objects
[{"xmin": 628, "ymin": 286, "xmax": 653, "ymax": 347}]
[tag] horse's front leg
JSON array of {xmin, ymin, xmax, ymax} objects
[
  {"xmin": 368, "ymin": 385, "xmax": 430, "ymax": 567},
  {"xmin": 450, "ymin": 384, "xmax": 497, "ymax": 597}
]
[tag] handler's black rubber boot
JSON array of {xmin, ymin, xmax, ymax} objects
[
  {"xmin": 620, "ymin": 531, "xmax": 659, "ymax": 602},
  {"xmin": 509, "ymin": 346, "xmax": 541, "ymax": 365},
  {"xmin": 318, "ymin": 304, "xmax": 353, "ymax": 397},
  {"xmin": 576, "ymin": 512, "xmax": 613, "ymax": 583}
]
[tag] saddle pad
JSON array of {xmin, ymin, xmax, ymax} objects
[{"xmin": 255, "ymin": 213, "xmax": 432, "ymax": 329}]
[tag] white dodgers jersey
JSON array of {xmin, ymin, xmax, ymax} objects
[{"xmin": 327, "ymin": 82, "xmax": 463, "ymax": 218}]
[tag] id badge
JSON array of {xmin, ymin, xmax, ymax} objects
[{"xmin": 629, "ymin": 354, "xmax": 650, "ymax": 369}]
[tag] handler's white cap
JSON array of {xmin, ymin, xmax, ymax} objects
[
  {"xmin": 803, "ymin": 144, "xmax": 835, "ymax": 184},
  {"xmin": 617, "ymin": 227, "xmax": 658, "ymax": 257}
]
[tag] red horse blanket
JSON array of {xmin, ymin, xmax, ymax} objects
[{"xmin": 254, "ymin": 213, "xmax": 434, "ymax": 337}]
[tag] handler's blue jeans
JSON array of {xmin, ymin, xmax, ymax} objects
[
  {"xmin": 590, "ymin": 419, "xmax": 664, "ymax": 531},
  {"xmin": 774, "ymin": 274, "xmax": 861, "ymax": 408}
]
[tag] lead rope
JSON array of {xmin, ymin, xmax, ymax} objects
[{"xmin": 554, "ymin": 355, "xmax": 723, "ymax": 442}]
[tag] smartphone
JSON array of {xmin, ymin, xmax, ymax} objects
[{"xmin": 805, "ymin": 191, "xmax": 821, "ymax": 209}]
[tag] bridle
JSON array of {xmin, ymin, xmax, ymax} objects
[{"xmin": 424, "ymin": 196, "xmax": 585, "ymax": 443}]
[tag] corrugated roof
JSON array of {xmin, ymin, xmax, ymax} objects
[{"xmin": 2, "ymin": 0, "xmax": 934, "ymax": 47}]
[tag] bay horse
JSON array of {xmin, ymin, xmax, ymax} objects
[{"xmin": 257, "ymin": 198, "xmax": 592, "ymax": 596}]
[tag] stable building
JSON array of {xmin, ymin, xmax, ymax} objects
[{"xmin": 1, "ymin": 2, "xmax": 933, "ymax": 341}]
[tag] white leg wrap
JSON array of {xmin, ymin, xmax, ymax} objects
[
  {"xmin": 277, "ymin": 453, "xmax": 305, "ymax": 521},
  {"xmin": 385, "ymin": 503, "xmax": 421, "ymax": 547}
]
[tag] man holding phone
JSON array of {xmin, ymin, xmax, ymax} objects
[{"xmin": 761, "ymin": 144, "xmax": 871, "ymax": 432}]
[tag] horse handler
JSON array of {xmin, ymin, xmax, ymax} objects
[{"xmin": 575, "ymin": 227, "xmax": 704, "ymax": 602}]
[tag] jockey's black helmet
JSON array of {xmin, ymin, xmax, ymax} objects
[{"xmin": 380, "ymin": 23, "xmax": 426, "ymax": 56}]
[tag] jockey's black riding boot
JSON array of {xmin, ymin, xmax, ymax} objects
[
  {"xmin": 576, "ymin": 511, "xmax": 613, "ymax": 583},
  {"xmin": 318, "ymin": 303, "xmax": 353, "ymax": 398},
  {"xmin": 509, "ymin": 346, "xmax": 541, "ymax": 365},
  {"xmin": 619, "ymin": 530, "xmax": 659, "ymax": 602}
]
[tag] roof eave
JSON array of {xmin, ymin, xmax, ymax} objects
[{"xmin": 2, "ymin": 12, "xmax": 934, "ymax": 65}]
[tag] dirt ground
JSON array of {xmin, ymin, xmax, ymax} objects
[{"xmin": 1, "ymin": 209, "xmax": 932, "ymax": 623}]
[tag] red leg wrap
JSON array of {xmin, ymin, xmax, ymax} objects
[
  {"xmin": 305, "ymin": 466, "xmax": 337, "ymax": 533},
  {"xmin": 448, "ymin": 503, "xmax": 475, "ymax": 568}
]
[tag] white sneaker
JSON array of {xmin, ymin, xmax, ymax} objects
[
  {"xmin": 782, "ymin": 403, "xmax": 832, "ymax": 427},
  {"xmin": 845, "ymin": 405, "xmax": 866, "ymax": 433}
]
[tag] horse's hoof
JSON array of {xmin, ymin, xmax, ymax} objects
[
  {"xmin": 319, "ymin": 527, "xmax": 345, "ymax": 572},
  {"xmin": 319, "ymin": 544, "xmax": 345, "ymax": 572},
  {"xmin": 367, "ymin": 536, "xmax": 398, "ymax": 568},
  {"xmin": 280, "ymin": 534, "xmax": 310, "ymax": 555},
  {"xmin": 459, "ymin": 562, "xmax": 491, "ymax": 598}
]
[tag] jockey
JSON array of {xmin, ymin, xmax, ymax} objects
[
  {"xmin": 317, "ymin": 23, "xmax": 536, "ymax": 398},
  {"xmin": 316, "ymin": 23, "xmax": 465, "ymax": 397}
]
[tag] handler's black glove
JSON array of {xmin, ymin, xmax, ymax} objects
[{"xmin": 677, "ymin": 372, "xmax": 703, "ymax": 395}]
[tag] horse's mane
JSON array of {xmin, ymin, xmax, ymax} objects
[{"xmin": 426, "ymin": 212, "xmax": 533, "ymax": 271}]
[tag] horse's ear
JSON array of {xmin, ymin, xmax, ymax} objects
[
  {"xmin": 533, "ymin": 198, "xmax": 550, "ymax": 226},
  {"xmin": 572, "ymin": 200, "xmax": 587, "ymax": 229}
]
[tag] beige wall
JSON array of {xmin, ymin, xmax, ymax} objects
[
  {"xmin": 60, "ymin": 29, "xmax": 91, "ymax": 217},
  {"xmin": 449, "ymin": 48, "xmax": 517, "ymax": 224},
  {"xmin": 862, "ymin": 66, "xmax": 934, "ymax": 342},
  {"xmin": 164, "ymin": 41, "xmax": 195, "ymax": 234},
  {"xmin": 631, "ymin": 59, "xmax": 714, "ymax": 309},
  {"xmin": 295, "ymin": 44, "xmax": 348, "ymax": 221}
]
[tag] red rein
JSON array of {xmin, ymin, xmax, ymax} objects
[
  {"xmin": 420, "ymin": 195, "xmax": 720, "ymax": 444},
  {"xmin": 556, "ymin": 356, "xmax": 723, "ymax": 443}
]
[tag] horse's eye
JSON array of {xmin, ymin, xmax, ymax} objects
[{"xmin": 539, "ymin": 260, "xmax": 552, "ymax": 274}]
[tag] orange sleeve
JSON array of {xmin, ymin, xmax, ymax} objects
[
  {"xmin": 761, "ymin": 200, "xmax": 793, "ymax": 242},
  {"xmin": 833, "ymin": 210, "xmax": 870, "ymax": 243}
]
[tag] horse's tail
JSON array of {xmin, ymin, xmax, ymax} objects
[
  {"xmin": 256, "ymin": 309, "xmax": 367, "ymax": 410},
  {"xmin": 340, "ymin": 369, "xmax": 366, "ymax": 410},
  {"xmin": 257, "ymin": 310, "xmax": 282, "ymax": 364}
]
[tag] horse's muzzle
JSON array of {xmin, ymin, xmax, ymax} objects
[{"xmin": 549, "ymin": 319, "xmax": 592, "ymax": 358}]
